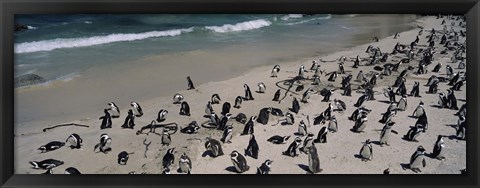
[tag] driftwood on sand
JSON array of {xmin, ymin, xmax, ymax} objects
[{"xmin": 42, "ymin": 123, "xmax": 90, "ymax": 132}]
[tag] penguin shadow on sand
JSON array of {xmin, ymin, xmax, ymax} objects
[
  {"xmin": 201, "ymin": 150, "xmax": 215, "ymax": 158},
  {"xmin": 225, "ymin": 166, "xmax": 241, "ymax": 173},
  {"xmin": 377, "ymin": 100, "xmax": 393, "ymax": 104},
  {"xmin": 297, "ymin": 164, "xmax": 311, "ymax": 173},
  {"xmin": 430, "ymin": 104, "xmax": 443, "ymax": 109}
]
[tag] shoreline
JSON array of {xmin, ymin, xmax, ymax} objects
[{"xmin": 15, "ymin": 15, "xmax": 466, "ymax": 174}]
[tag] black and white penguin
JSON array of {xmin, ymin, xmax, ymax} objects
[
  {"xmin": 396, "ymin": 81, "xmax": 407, "ymax": 96},
  {"xmin": 356, "ymin": 70, "xmax": 365, "ymax": 82},
  {"xmin": 94, "ymin": 133, "xmax": 112, "ymax": 154},
  {"xmin": 379, "ymin": 108, "xmax": 396, "ymax": 124},
  {"xmin": 343, "ymin": 83, "xmax": 352, "ymax": 96},
  {"xmin": 298, "ymin": 65, "xmax": 306, "ymax": 78},
  {"xmin": 385, "ymin": 87, "xmax": 396, "ymax": 103},
  {"xmin": 271, "ymin": 65, "xmax": 281, "ymax": 77},
  {"xmin": 121, "ymin": 109, "xmax": 135, "ymax": 129},
  {"xmin": 283, "ymin": 137, "xmax": 302, "ymax": 157},
  {"xmin": 359, "ymin": 139, "xmax": 373, "ymax": 161},
  {"xmin": 107, "ymin": 102, "xmax": 120, "ymax": 118},
  {"xmin": 173, "ymin": 93, "xmax": 184, "ymax": 104},
  {"xmin": 369, "ymin": 74, "xmax": 378, "ymax": 86},
  {"xmin": 205, "ymin": 138, "xmax": 224, "ymax": 157},
  {"xmin": 430, "ymin": 135, "xmax": 446, "ymax": 160},
  {"xmin": 161, "ymin": 128, "xmax": 171, "ymax": 146},
  {"xmin": 257, "ymin": 160, "xmax": 273, "ymax": 174},
  {"xmin": 301, "ymin": 88, "xmax": 315, "ymax": 103},
  {"xmin": 64, "ymin": 167, "xmax": 81, "ymax": 174},
  {"xmin": 245, "ymin": 134, "xmax": 260, "ymax": 159},
  {"xmin": 354, "ymin": 94, "xmax": 369, "ymax": 107},
  {"xmin": 452, "ymin": 80, "xmax": 465, "ymax": 91},
  {"xmin": 157, "ymin": 109, "xmax": 168, "ymax": 122},
  {"xmin": 297, "ymin": 120, "xmax": 308, "ymax": 136},
  {"xmin": 333, "ymin": 99, "xmax": 346, "ymax": 112},
  {"xmin": 310, "ymin": 60, "xmax": 319, "ymax": 70},
  {"xmin": 321, "ymin": 89, "xmax": 334, "ymax": 102},
  {"xmin": 446, "ymin": 65, "xmax": 454, "ymax": 78},
  {"xmin": 438, "ymin": 92, "xmax": 447, "ymax": 108},
  {"xmin": 448, "ymin": 72, "xmax": 461, "ymax": 86},
  {"xmin": 339, "ymin": 63, "xmax": 345, "ymax": 74},
  {"xmin": 394, "ymin": 32, "xmax": 400, "ymax": 39},
  {"xmin": 234, "ymin": 96, "xmax": 243, "ymax": 109},
  {"xmin": 218, "ymin": 113, "xmax": 232, "ymax": 130},
  {"xmin": 221, "ymin": 124, "xmax": 234, "ymax": 144},
  {"xmin": 29, "ymin": 159, "xmax": 64, "ymax": 170},
  {"xmin": 267, "ymin": 135, "xmax": 290, "ymax": 144},
  {"xmin": 328, "ymin": 116, "xmax": 338, "ymax": 133},
  {"xmin": 409, "ymin": 146, "xmax": 427, "ymax": 173},
  {"xmin": 295, "ymin": 84, "xmax": 305, "ymax": 92},
  {"xmin": 258, "ymin": 82, "xmax": 266, "ymax": 93},
  {"xmin": 211, "ymin": 94, "xmax": 221, "ymax": 104},
  {"xmin": 235, "ymin": 113, "xmax": 247, "ymax": 124},
  {"xmin": 403, "ymin": 124, "xmax": 424, "ymax": 142},
  {"xmin": 426, "ymin": 75, "xmax": 439, "ymax": 86},
  {"xmin": 38, "ymin": 141, "xmax": 65, "ymax": 153},
  {"xmin": 314, "ymin": 126, "xmax": 328, "ymax": 143},
  {"xmin": 397, "ymin": 95, "xmax": 408, "ymax": 111},
  {"xmin": 300, "ymin": 133, "xmax": 315, "ymax": 153},
  {"xmin": 428, "ymin": 80, "xmax": 439, "ymax": 94},
  {"xmin": 221, "ymin": 102, "xmax": 231, "ymax": 116},
  {"xmin": 99, "ymin": 109, "xmax": 112, "ymax": 129},
  {"xmin": 380, "ymin": 122, "xmax": 396, "ymax": 146},
  {"xmin": 432, "ymin": 63, "xmax": 442, "ymax": 73},
  {"xmin": 307, "ymin": 145, "xmax": 322, "ymax": 174},
  {"xmin": 231, "ymin": 150, "xmax": 250, "ymax": 173},
  {"xmin": 272, "ymin": 89, "xmax": 281, "ymax": 101},
  {"xmin": 162, "ymin": 148, "xmax": 176, "ymax": 169},
  {"xmin": 352, "ymin": 114, "xmax": 368, "ymax": 133},
  {"xmin": 256, "ymin": 108, "xmax": 271, "ymax": 125},
  {"xmin": 117, "ymin": 151, "xmax": 130, "ymax": 165},
  {"xmin": 66, "ymin": 133, "xmax": 82, "ymax": 149},
  {"xmin": 130, "ymin": 101, "xmax": 143, "ymax": 117},
  {"xmin": 328, "ymin": 71, "xmax": 338, "ymax": 82},
  {"xmin": 416, "ymin": 113, "xmax": 429, "ymax": 131},
  {"xmin": 241, "ymin": 116, "xmax": 257, "ymax": 135},
  {"xmin": 187, "ymin": 76, "xmax": 195, "ymax": 90},
  {"xmin": 180, "ymin": 121, "xmax": 200, "ymax": 134},
  {"xmin": 179, "ymin": 101, "xmax": 191, "ymax": 116},
  {"xmin": 291, "ymin": 97, "xmax": 300, "ymax": 114},
  {"xmin": 447, "ymin": 89, "xmax": 459, "ymax": 110},
  {"xmin": 178, "ymin": 153, "xmax": 192, "ymax": 174},
  {"xmin": 412, "ymin": 101, "xmax": 425, "ymax": 118},
  {"xmin": 456, "ymin": 115, "xmax": 466, "ymax": 140},
  {"xmin": 243, "ymin": 84, "xmax": 254, "ymax": 101},
  {"xmin": 456, "ymin": 104, "xmax": 466, "ymax": 117},
  {"xmin": 410, "ymin": 82, "xmax": 421, "ymax": 97}
]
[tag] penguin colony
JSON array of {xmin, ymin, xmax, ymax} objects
[{"xmin": 26, "ymin": 15, "xmax": 466, "ymax": 174}]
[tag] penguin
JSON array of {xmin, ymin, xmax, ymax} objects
[
  {"xmin": 403, "ymin": 124, "xmax": 424, "ymax": 142},
  {"xmin": 157, "ymin": 109, "xmax": 168, "ymax": 122},
  {"xmin": 161, "ymin": 128, "xmax": 171, "ymax": 146},
  {"xmin": 267, "ymin": 135, "xmax": 290, "ymax": 144},
  {"xmin": 218, "ymin": 113, "xmax": 232, "ymax": 130},
  {"xmin": 412, "ymin": 102, "xmax": 425, "ymax": 118},
  {"xmin": 396, "ymin": 81, "xmax": 407, "ymax": 96},
  {"xmin": 426, "ymin": 75, "xmax": 439, "ymax": 86},
  {"xmin": 285, "ymin": 112, "xmax": 295, "ymax": 125},
  {"xmin": 272, "ymin": 89, "xmax": 282, "ymax": 102},
  {"xmin": 380, "ymin": 122, "xmax": 396, "ymax": 146},
  {"xmin": 352, "ymin": 114, "xmax": 368, "ymax": 133},
  {"xmin": 343, "ymin": 83, "xmax": 352, "ymax": 96},
  {"xmin": 428, "ymin": 80, "xmax": 439, "ymax": 94},
  {"xmin": 301, "ymin": 88, "xmax": 314, "ymax": 103},
  {"xmin": 313, "ymin": 112, "xmax": 327, "ymax": 125},
  {"xmin": 234, "ymin": 96, "xmax": 243, "ymax": 108},
  {"xmin": 187, "ymin": 76, "xmax": 195, "ymax": 90},
  {"xmin": 257, "ymin": 160, "xmax": 273, "ymax": 174},
  {"xmin": 432, "ymin": 63, "xmax": 442, "ymax": 72},
  {"xmin": 408, "ymin": 81, "xmax": 420, "ymax": 97},
  {"xmin": 66, "ymin": 133, "xmax": 82, "ymax": 149},
  {"xmin": 456, "ymin": 115, "xmax": 466, "ymax": 140},
  {"xmin": 385, "ymin": 87, "xmax": 396, "ymax": 103},
  {"xmin": 221, "ymin": 102, "xmax": 231, "ymax": 116},
  {"xmin": 386, "ymin": 102, "xmax": 397, "ymax": 112},
  {"xmin": 99, "ymin": 109, "xmax": 112, "ymax": 129},
  {"xmin": 307, "ymin": 145, "xmax": 322, "ymax": 174},
  {"xmin": 448, "ymin": 72, "xmax": 461, "ymax": 86},
  {"xmin": 379, "ymin": 108, "xmax": 395, "ymax": 124},
  {"xmin": 221, "ymin": 124, "xmax": 234, "ymax": 144},
  {"xmin": 258, "ymin": 82, "xmax": 266, "ymax": 93},
  {"xmin": 354, "ymin": 94, "xmax": 369, "ymax": 107},
  {"xmin": 339, "ymin": 63, "xmax": 345, "ymax": 74},
  {"xmin": 178, "ymin": 153, "xmax": 192, "ymax": 174},
  {"xmin": 452, "ymin": 80, "xmax": 465, "ymax": 91},
  {"xmin": 323, "ymin": 103, "xmax": 333, "ymax": 120},
  {"xmin": 243, "ymin": 84, "xmax": 254, "ymax": 100},
  {"xmin": 356, "ymin": 70, "xmax": 365, "ymax": 82},
  {"xmin": 107, "ymin": 102, "xmax": 120, "ymax": 118},
  {"xmin": 297, "ymin": 120, "xmax": 307, "ymax": 136},
  {"xmin": 203, "ymin": 101, "xmax": 214, "ymax": 116},
  {"xmin": 283, "ymin": 137, "xmax": 302, "ymax": 157},
  {"xmin": 291, "ymin": 97, "xmax": 300, "ymax": 114},
  {"xmin": 394, "ymin": 32, "xmax": 399, "ymax": 39},
  {"xmin": 328, "ymin": 116, "xmax": 338, "ymax": 133},
  {"xmin": 314, "ymin": 126, "xmax": 328, "ymax": 143},
  {"xmin": 257, "ymin": 108, "xmax": 271, "ymax": 125},
  {"xmin": 117, "ymin": 151, "xmax": 130, "ymax": 165},
  {"xmin": 430, "ymin": 135, "xmax": 446, "ymax": 160},
  {"xmin": 29, "ymin": 159, "xmax": 64, "ymax": 170},
  {"xmin": 359, "ymin": 139, "xmax": 373, "ymax": 161},
  {"xmin": 456, "ymin": 104, "xmax": 466, "ymax": 117},
  {"xmin": 369, "ymin": 74, "xmax": 378, "ymax": 86},
  {"xmin": 179, "ymin": 101, "xmax": 191, "ymax": 116},
  {"xmin": 353, "ymin": 55, "xmax": 360, "ymax": 68},
  {"xmin": 235, "ymin": 113, "xmax": 247, "ymax": 124},
  {"xmin": 43, "ymin": 169, "xmax": 53, "ymax": 174},
  {"xmin": 173, "ymin": 93, "xmax": 184, "ymax": 104},
  {"xmin": 310, "ymin": 60, "xmax": 319, "ymax": 70},
  {"xmin": 349, "ymin": 107, "xmax": 371, "ymax": 121},
  {"xmin": 121, "ymin": 109, "xmax": 135, "ymax": 129},
  {"xmin": 397, "ymin": 95, "xmax": 407, "ymax": 111},
  {"xmin": 409, "ymin": 146, "xmax": 427, "ymax": 173},
  {"xmin": 130, "ymin": 101, "xmax": 143, "ymax": 117},
  {"xmin": 231, "ymin": 150, "xmax": 250, "ymax": 173},
  {"xmin": 328, "ymin": 71, "xmax": 338, "ymax": 82},
  {"xmin": 416, "ymin": 113, "xmax": 429, "ymax": 131},
  {"xmin": 38, "ymin": 141, "xmax": 65, "ymax": 153},
  {"xmin": 94, "ymin": 133, "xmax": 112, "ymax": 154},
  {"xmin": 64, "ymin": 167, "xmax": 81, "ymax": 174},
  {"xmin": 446, "ymin": 65, "xmax": 454, "ymax": 78},
  {"xmin": 162, "ymin": 148, "xmax": 176, "ymax": 169},
  {"xmin": 321, "ymin": 89, "xmax": 334, "ymax": 102},
  {"xmin": 241, "ymin": 116, "xmax": 257, "ymax": 135},
  {"xmin": 447, "ymin": 89, "xmax": 459, "ymax": 110},
  {"xmin": 211, "ymin": 94, "xmax": 221, "ymax": 104},
  {"xmin": 180, "ymin": 121, "xmax": 200, "ymax": 134},
  {"xmin": 271, "ymin": 65, "xmax": 281, "ymax": 77},
  {"xmin": 383, "ymin": 168, "xmax": 390, "ymax": 174},
  {"xmin": 365, "ymin": 86, "xmax": 375, "ymax": 101},
  {"xmin": 300, "ymin": 133, "xmax": 315, "ymax": 153},
  {"xmin": 205, "ymin": 138, "xmax": 224, "ymax": 157},
  {"xmin": 457, "ymin": 60, "xmax": 466, "ymax": 69},
  {"xmin": 245, "ymin": 134, "xmax": 259, "ymax": 159},
  {"xmin": 298, "ymin": 65, "xmax": 306, "ymax": 78}
]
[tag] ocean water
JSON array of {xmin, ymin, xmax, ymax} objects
[{"xmin": 14, "ymin": 14, "xmax": 419, "ymax": 84}]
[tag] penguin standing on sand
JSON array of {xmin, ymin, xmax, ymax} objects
[
  {"xmin": 107, "ymin": 102, "xmax": 120, "ymax": 118},
  {"xmin": 308, "ymin": 146, "xmax": 322, "ymax": 174},
  {"xmin": 221, "ymin": 102, "xmax": 231, "ymax": 116},
  {"xmin": 447, "ymin": 89, "xmax": 459, "ymax": 110},
  {"xmin": 403, "ymin": 124, "xmax": 424, "ymax": 142},
  {"xmin": 257, "ymin": 160, "xmax": 273, "ymax": 174},
  {"xmin": 428, "ymin": 80, "xmax": 439, "ymax": 94},
  {"xmin": 218, "ymin": 113, "xmax": 232, "ymax": 130},
  {"xmin": 430, "ymin": 135, "xmax": 446, "ymax": 160},
  {"xmin": 333, "ymin": 99, "xmax": 346, "ymax": 111},
  {"xmin": 380, "ymin": 122, "xmax": 396, "ymax": 146},
  {"xmin": 273, "ymin": 89, "xmax": 281, "ymax": 101},
  {"xmin": 66, "ymin": 133, "xmax": 82, "ymax": 149},
  {"xmin": 100, "ymin": 109, "xmax": 112, "ymax": 129},
  {"xmin": 301, "ymin": 88, "xmax": 314, "ymax": 103},
  {"xmin": 179, "ymin": 101, "xmax": 191, "ymax": 116},
  {"xmin": 205, "ymin": 138, "xmax": 224, "ymax": 157},
  {"xmin": 173, "ymin": 93, "xmax": 184, "ymax": 104},
  {"xmin": 130, "ymin": 101, "xmax": 143, "ymax": 117},
  {"xmin": 241, "ymin": 116, "xmax": 257, "ymax": 135},
  {"xmin": 354, "ymin": 94, "xmax": 369, "ymax": 107},
  {"xmin": 379, "ymin": 108, "xmax": 396, "ymax": 124},
  {"xmin": 446, "ymin": 65, "xmax": 454, "ymax": 78},
  {"xmin": 211, "ymin": 94, "xmax": 221, "ymax": 104},
  {"xmin": 267, "ymin": 135, "xmax": 290, "ymax": 144},
  {"xmin": 121, "ymin": 109, "xmax": 135, "ymax": 129},
  {"xmin": 359, "ymin": 139, "xmax": 373, "ymax": 161},
  {"xmin": 161, "ymin": 128, "xmax": 171, "ymax": 146},
  {"xmin": 234, "ymin": 96, "xmax": 243, "ymax": 108},
  {"xmin": 432, "ymin": 63, "xmax": 442, "ymax": 72},
  {"xmin": 397, "ymin": 95, "xmax": 407, "ymax": 111},
  {"xmin": 410, "ymin": 82, "xmax": 421, "ymax": 97},
  {"xmin": 396, "ymin": 81, "xmax": 407, "ymax": 96},
  {"xmin": 352, "ymin": 114, "xmax": 368, "ymax": 133},
  {"xmin": 292, "ymin": 97, "xmax": 300, "ymax": 114},
  {"xmin": 258, "ymin": 82, "xmax": 266, "ymax": 93},
  {"xmin": 94, "ymin": 133, "xmax": 112, "ymax": 154},
  {"xmin": 412, "ymin": 101, "xmax": 425, "ymax": 118},
  {"xmin": 321, "ymin": 89, "xmax": 334, "ymax": 102},
  {"xmin": 343, "ymin": 83, "xmax": 352, "ymax": 96},
  {"xmin": 339, "ymin": 63, "xmax": 345, "ymax": 74},
  {"xmin": 356, "ymin": 70, "xmax": 365, "ymax": 82},
  {"xmin": 283, "ymin": 137, "xmax": 302, "ymax": 157},
  {"xmin": 452, "ymin": 80, "xmax": 465, "ymax": 91},
  {"xmin": 416, "ymin": 113, "xmax": 429, "ymax": 131},
  {"xmin": 297, "ymin": 120, "xmax": 308, "ymax": 136},
  {"xmin": 157, "ymin": 109, "xmax": 168, "ymax": 122},
  {"xmin": 271, "ymin": 65, "xmax": 281, "ymax": 77},
  {"xmin": 310, "ymin": 60, "xmax": 319, "ymax": 70},
  {"xmin": 385, "ymin": 87, "xmax": 396, "ymax": 103},
  {"xmin": 298, "ymin": 65, "xmax": 306, "ymax": 78},
  {"xmin": 456, "ymin": 115, "xmax": 466, "ymax": 140},
  {"xmin": 300, "ymin": 133, "xmax": 315, "ymax": 153},
  {"xmin": 221, "ymin": 124, "xmax": 233, "ymax": 144},
  {"xmin": 187, "ymin": 76, "xmax": 195, "ymax": 90},
  {"xmin": 231, "ymin": 150, "xmax": 250, "ymax": 173},
  {"xmin": 243, "ymin": 84, "xmax": 254, "ymax": 100},
  {"xmin": 328, "ymin": 116, "xmax": 338, "ymax": 133},
  {"xmin": 408, "ymin": 146, "xmax": 427, "ymax": 173},
  {"xmin": 178, "ymin": 153, "xmax": 192, "ymax": 174},
  {"xmin": 328, "ymin": 72, "xmax": 338, "ymax": 82},
  {"xmin": 314, "ymin": 126, "xmax": 328, "ymax": 143},
  {"xmin": 162, "ymin": 148, "xmax": 176, "ymax": 169},
  {"xmin": 245, "ymin": 134, "xmax": 259, "ymax": 159}
]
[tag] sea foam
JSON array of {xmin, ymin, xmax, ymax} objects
[{"xmin": 205, "ymin": 19, "xmax": 272, "ymax": 33}]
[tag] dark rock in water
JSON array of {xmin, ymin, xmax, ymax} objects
[
  {"xmin": 14, "ymin": 23, "xmax": 29, "ymax": 32},
  {"xmin": 14, "ymin": 74, "xmax": 46, "ymax": 88}
]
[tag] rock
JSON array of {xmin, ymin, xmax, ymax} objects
[
  {"xmin": 14, "ymin": 74, "xmax": 46, "ymax": 88},
  {"xmin": 14, "ymin": 23, "xmax": 29, "ymax": 32}
]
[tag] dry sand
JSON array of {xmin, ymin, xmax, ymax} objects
[{"xmin": 14, "ymin": 15, "xmax": 466, "ymax": 174}]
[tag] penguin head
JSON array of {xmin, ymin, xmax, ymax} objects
[
  {"xmin": 264, "ymin": 160, "xmax": 273, "ymax": 168},
  {"xmin": 103, "ymin": 109, "xmax": 109, "ymax": 114},
  {"xmin": 365, "ymin": 139, "xmax": 371, "ymax": 144},
  {"xmin": 38, "ymin": 146, "xmax": 47, "ymax": 153},
  {"xmin": 167, "ymin": 148, "xmax": 176, "ymax": 155},
  {"xmin": 251, "ymin": 116, "xmax": 257, "ymax": 122},
  {"xmin": 294, "ymin": 137, "xmax": 302, "ymax": 143},
  {"xmin": 230, "ymin": 150, "xmax": 239, "ymax": 158},
  {"xmin": 29, "ymin": 161, "xmax": 39, "ymax": 169},
  {"xmin": 387, "ymin": 122, "xmax": 396, "ymax": 126},
  {"xmin": 284, "ymin": 136, "xmax": 291, "ymax": 141},
  {"xmin": 417, "ymin": 146, "xmax": 426, "ymax": 152}
]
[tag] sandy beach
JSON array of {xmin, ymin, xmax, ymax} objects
[{"xmin": 14, "ymin": 15, "xmax": 466, "ymax": 174}]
